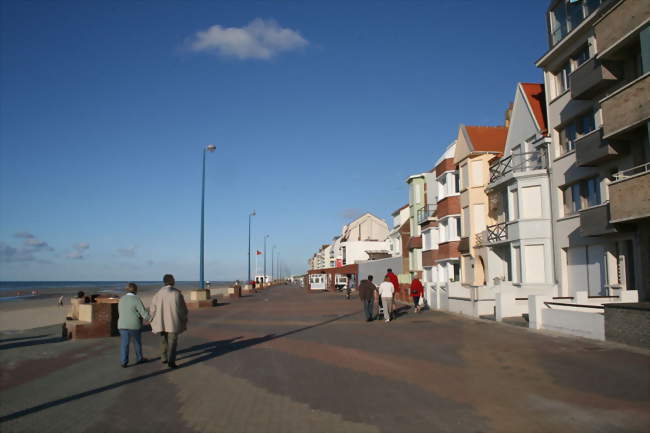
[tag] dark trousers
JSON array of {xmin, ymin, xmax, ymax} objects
[
  {"xmin": 160, "ymin": 332, "xmax": 178, "ymax": 364},
  {"xmin": 362, "ymin": 298, "xmax": 374, "ymax": 320}
]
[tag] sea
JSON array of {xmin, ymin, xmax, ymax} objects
[{"xmin": 0, "ymin": 281, "xmax": 233, "ymax": 302}]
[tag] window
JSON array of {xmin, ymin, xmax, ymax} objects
[
  {"xmin": 414, "ymin": 184, "xmax": 421, "ymax": 203},
  {"xmin": 438, "ymin": 175, "xmax": 447, "ymax": 199},
  {"xmin": 470, "ymin": 160, "xmax": 484, "ymax": 187},
  {"xmin": 555, "ymin": 62, "xmax": 572, "ymax": 95},
  {"xmin": 462, "ymin": 207, "xmax": 470, "ymax": 237},
  {"xmin": 452, "ymin": 262, "xmax": 460, "ymax": 282},
  {"xmin": 461, "ymin": 164, "xmax": 468, "ymax": 190},
  {"xmin": 455, "ymin": 218, "xmax": 461, "ymax": 239},
  {"xmin": 511, "ymin": 189, "xmax": 519, "ymax": 220},
  {"xmin": 563, "ymin": 176, "xmax": 602, "ymax": 216},
  {"xmin": 453, "ymin": 172, "xmax": 460, "ymax": 193},
  {"xmin": 550, "ymin": 0, "xmax": 604, "ymax": 45},
  {"xmin": 571, "ymin": 44, "xmax": 590, "ymax": 69},
  {"xmin": 558, "ymin": 111, "xmax": 595, "ymax": 155}
]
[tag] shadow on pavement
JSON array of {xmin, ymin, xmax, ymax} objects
[
  {"xmin": 0, "ymin": 336, "xmax": 65, "ymax": 351},
  {"xmin": 0, "ymin": 334, "xmax": 50, "ymax": 344},
  {"xmin": 0, "ymin": 310, "xmax": 359, "ymax": 423}
]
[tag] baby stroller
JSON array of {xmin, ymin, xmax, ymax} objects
[{"xmin": 375, "ymin": 297, "xmax": 385, "ymax": 320}]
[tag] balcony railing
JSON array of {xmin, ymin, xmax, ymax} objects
[
  {"xmin": 486, "ymin": 222, "xmax": 508, "ymax": 243},
  {"xmin": 601, "ymin": 72, "xmax": 650, "ymax": 139},
  {"xmin": 610, "ymin": 163, "xmax": 650, "ymax": 222},
  {"xmin": 489, "ymin": 150, "xmax": 547, "ymax": 184},
  {"xmin": 417, "ymin": 204, "xmax": 436, "ymax": 224}
]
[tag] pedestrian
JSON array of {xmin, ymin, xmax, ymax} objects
[
  {"xmin": 410, "ymin": 276, "xmax": 424, "ymax": 313},
  {"xmin": 57, "ymin": 296, "xmax": 64, "ymax": 307},
  {"xmin": 117, "ymin": 282, "xmax": 150, "ymax": 368},
  {"xmin": 378, "ymin": 276, "xmax": 395, "ymax": 322},
  {"xmin": 149, "ymin": 274, "xmax": 188, "ymax": 369},
  {"xmin": 234, "ymin": 280, "xmax": 242, "ymax": 297},
  {"xmin": 358, "ymin": 275, "xmax": 377, "ymax": 322},
  {"xmin": 385, "ymin": 268, "xmax": 400, "ymax": 317},
  {"xmin": 345, "ymin": 274, "xmax": 354, "ymax": 300}
]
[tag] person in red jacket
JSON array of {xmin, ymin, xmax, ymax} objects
[
  {"xmin": 385, "ymin": 268, "xmax": 400, "ymax": 318},
  {"xmin": 410, "ymin": 277, "xmax": 424, "ymax": 313}
]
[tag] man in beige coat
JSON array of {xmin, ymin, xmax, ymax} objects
[{"xmin": 150, "ymin": 274, "xmax": 188, "ymax": 369}]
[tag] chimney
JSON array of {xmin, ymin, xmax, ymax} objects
[{"xmin": 505, "ymin": 102, "xmax": 513, "ymax": 128}]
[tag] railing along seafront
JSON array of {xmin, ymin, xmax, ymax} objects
[
  {"xmin": 489, "ymin": 149, "xmax": 547, "ymax": 184},
  {"xmin": 417, "ymin": 204, "xmax": 436, "ymax": 224}
]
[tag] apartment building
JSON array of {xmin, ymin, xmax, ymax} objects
[
  {"xmin": 406, "ymin": 172, "xmax": 437, "ymax": 279},
  {"xmin": 420, "ymin": 141, "xmax": 462, "ymax": 288},
  {"xmin": 536, "ymin": 0, "xmax": 650, "ymax": 299},
  {"xmin": 388, "ymin": 204, "xmax": 410, "ymax": 265},
  {"xmin": 479, "ymin": 83, "xmax": 557, "ymax": 296},
  {"xmin": 454, "ymin": 125, "xmax": 509, "ymax": 287}
]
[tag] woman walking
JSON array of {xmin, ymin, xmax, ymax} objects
[
  {"xmin": 410, "ymin": 276, "xmax": 424, "ymax": 313},
  {"xmin": 117, "ymin": 282, "xmax": 150, "ymax": 368}
]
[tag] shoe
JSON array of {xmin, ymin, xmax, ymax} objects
[
  {"xmin": 121, "ymin": 363, "xmax": 127, "ymax": 368},
  {"xmin": 385, "ymin": 319, "xmax": 390, "ymax": 322},
  {"xmin": 135, "ymin": 357, "xmax": 148, "ymax": 365},
  {"xmin": 168, "ymin": 362, "xmax": 178, "ymax": 369}
]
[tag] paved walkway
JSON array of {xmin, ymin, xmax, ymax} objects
[{"xmin": 1, "ymin": 285, "xmax": 649, "ymax": 433}]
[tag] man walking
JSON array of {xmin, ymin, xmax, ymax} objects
[
  {"xmin": 378, "ymin": 276, "xmax": 395, "ymax": 322},
  {"xmin": 358, "ymin": 275, "xmax": 377, "ymax": 322},
  {"xmin": 150, "ymin": 274, "xmax": 188, "ymax": 369},
  {"xmin": 117, "ymin": 282, "xmax": 150, "ymax": 368}
]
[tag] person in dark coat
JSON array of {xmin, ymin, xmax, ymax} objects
[{"xmin": 358, "ymin": 275, "xmax": 378, "ymax": 322}]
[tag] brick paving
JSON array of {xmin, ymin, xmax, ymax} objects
[{"xmin": 1, "ymin": 284, "xmax": 649, "ymax": 433}]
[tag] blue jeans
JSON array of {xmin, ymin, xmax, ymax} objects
[
  {"xmin": 362, "ymin": 298, "xmax": 374, "ymax": 320},
  {"xmin": 119, "ymin": 329, "xmax": 143, "ymax": 365}
]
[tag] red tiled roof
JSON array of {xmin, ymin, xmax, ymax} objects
[
  {"xmin": 520, "ymin": 83, "xmax": 547, "ymax": 133},
  {"xmin": 465, "ymin": 126, "xmax": 508, "ymax": 153}
]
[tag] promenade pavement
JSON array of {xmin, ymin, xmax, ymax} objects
[{"xmin": 1, "ymin": 284, "xmax": 649, "ymax": 433}]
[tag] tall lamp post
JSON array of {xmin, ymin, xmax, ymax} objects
[
  {"xmin": 199, "ymin": 144, "xmax": 216, "ymax": 290},
  {"xmin": 264, "ymin": 234, "xmax": 269, "ymax": 286},
  {"xmin": 271, "ymin": 245, "xmax": 276, "ymax": 281},
  {"xmin": 247, "ymin": 210, "xmax": 256, "ymax": 285}
]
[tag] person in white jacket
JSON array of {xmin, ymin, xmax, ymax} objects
[
  {"xmin": 149, "ymin": 274, "xmax": 188, "ymax": 369},
  {"xmin": 377, "ymin": 276, "xmax": 395, "ymax": 322}
]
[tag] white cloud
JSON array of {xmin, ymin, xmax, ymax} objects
[
  {"xmin": 116, "ymin": 246, "xmax": 137, "ymax": 257},
  {"xmin": 67, "ymin": 242, "xmax": 90, "ymax": 260},
  {"xmin": 14, "ymin": 232, "xmax": 35, "ymax": 239},
  {"xmin": 188, "ymin": 18, "xmax": 308, "ymax": 60},
  {"xmin": 74, "ymin": 242, "xmax": 90, "ymax": 250},
  {"xmin": 66, "ymin": 251, "xmax": 84, "ymax": 260}
]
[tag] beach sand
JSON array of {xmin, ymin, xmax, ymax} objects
[{"xmin": 0, "ymin": 287, "xmax": 229, "ymax": 332}]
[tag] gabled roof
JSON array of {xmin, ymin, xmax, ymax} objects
[
  {"xmin": 464, "ymin": 126, "xmax": 508, "ymax": 152},
  {"xmin": 520, "ymin": 83, "xmax": 547, "ymax": 133}
]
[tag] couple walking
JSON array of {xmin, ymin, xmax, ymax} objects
[
  {"xmin": 117, "ymin": 274, "xmax": 188, "ymax": 369},
  {"xmin": 358, "ymin": 268, "xmax": 400, "ymax": 322}
]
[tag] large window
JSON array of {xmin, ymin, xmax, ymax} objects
[
  {"xmin": 555, "ymin": 61, "xmax": 572, "ymax": 95},
  {"xmin": 549, "ymin": 0, "xmax": 604, "ymax": 45},
  {"xmin": 558, "ymin": 111, "xmax": 595, "ymax": 154},
  {"xmin": 562, "ymin": 177, "xmax": 602, "ymax": 216}
]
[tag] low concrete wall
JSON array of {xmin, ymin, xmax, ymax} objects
[
  {"xmin": 604, "ymin": 302, "xmax": 650, "ymax": 349},
  {"xmin": 541, "ymin": 309, "xmax": 605, "ymax": 341}
]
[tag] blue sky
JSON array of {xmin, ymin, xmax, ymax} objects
[{"xmin": 0, "ymin": 0, "xmax": 549, "ymax": 281}]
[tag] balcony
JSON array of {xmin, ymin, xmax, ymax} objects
[
  {"xmin": 601, "ymin": 72, "xmax": 650, "ymax": 139},
  {"xmin": 609, "ymin": 163, "xmax": 650, "ymax": 222},
  {"xmin": 594, "ymin": 0, "xmax": 650, "ymax": 56},
  {"xmin": 579, "ymin": 203, "xmax": 617, "ymax": 236},
  {"xmin": 458, "ymin": 237, "xmax": 469, "ymax": 254},
  {"xmin": 575, "ymin": 128, "xmax": 623, "ymax": 166},
  {"xmin": 407, "ymin": 236, "xmax": 422, "ymax": 250},
  {"xmin": 489, "ymin": 150, "xmax": 547, "ymax": 184},
  {"xmin": 417, "ymin": 204, "xmax": 437, "ymax": 224},
  {"xmin": 570, "ymin": 57, "xmax": 619, "ymax": 99},
  {"xmin": 486, "ymin": 222, "xmax": 509, "ymax": 243}
]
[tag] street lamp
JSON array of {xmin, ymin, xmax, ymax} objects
[
  {"xmin": 199, "ymin": 144, "xmax": 216, "ymax": 290},
  {"xmin": 264, "ymin": 234, "xmax": 269, "ymax": 286},
  {"xmin": 248, "ymin": 210, "xmax": 256, "ymax": 285},
  {"xmin": 271, "ymin": 245, "xmax": 276, "ymax": 281}
]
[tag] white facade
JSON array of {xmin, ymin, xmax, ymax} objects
[{"xmin": 387, "ymin": 205, "xmax": 409, "ymax": 257}]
